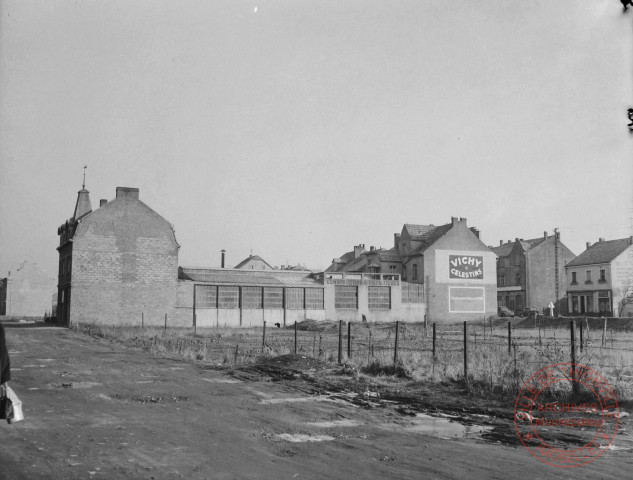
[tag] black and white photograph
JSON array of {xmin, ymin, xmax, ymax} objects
[{"xmin": 1, "ymin": 1, "xmax": 632, "ymax": 478}]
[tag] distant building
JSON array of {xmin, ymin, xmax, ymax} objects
[
  {"xmin": 490, "ymin": 231, "xmax": 576, "ymax": 315},
  {"xmin": 56, "ymin": 186, "xmax": 180, "ymax": 326},
  {"xmin": 565, "ymin": 237, "xmax": 633, "ymax": 317},
  {"xmin": 326, "ymin": 217, "xmax": 498, "ymax": 322},
  {"xmin": 234, "ymin": 255, "xmax": 274, "ymax": 270},
  {"xmin": 0, "ymin": 261, "xmax": 56, "ymax": 317}
]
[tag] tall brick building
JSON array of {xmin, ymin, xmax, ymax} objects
[
  {"xmin": 57, "ymin": 186, "xmax": 179, "ymax": 326},
  {"xmin": 491, "ymin": 231, "xmax": 576, "ymax": 315}
]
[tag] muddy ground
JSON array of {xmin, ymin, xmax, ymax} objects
[{"xmin": 1, "ymin": 323, "xmax": 632, "ymax": 479}]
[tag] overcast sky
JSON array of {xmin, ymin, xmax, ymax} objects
[{"xmin": 1, "ymin": 0, "xmax": 632, "ymax": 277}]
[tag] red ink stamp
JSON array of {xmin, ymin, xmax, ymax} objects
[{"xmin": 514, "ymin": 363, "xmax": 619, "ymax": 468}]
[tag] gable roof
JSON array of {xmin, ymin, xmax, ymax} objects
[
  {"xmin": 491, "ymin": 237, "xmax": 547, "ymax": 257},
  {"xmin": 233, "ymin": 255, "xmax": 274, "ymax": 270},
  {"xmin": 403, "ymin": 224, "xmax": 439, "ymax": 240},
  {"xmin": 377, "ymin": 247, "xmax": 401, "ymax": 262},
  {"xmin": 490, "ymin": 242, "xmax": 515, "ymax": 257},
  {"xmin": 408, "ymin": 223, "xmax": 453, "ymax": 255},
  {"xmin": 566, "ymin": 238, "xmax": 632, "ymax": 267}
]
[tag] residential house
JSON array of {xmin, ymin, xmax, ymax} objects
[
  {"xmin": 565, "ymin": 237, "xmax": 633, "ymax": 317},
  {"xmin": 491, "ymin": 231, "xmax": 576, "ymax": 315},
  {"xmin": 57, "ymin": 186, "xmax": 180, "ymax": 326}
]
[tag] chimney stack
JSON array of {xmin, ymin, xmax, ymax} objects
[
  {"xmin": 394, "ymin": 233, "xmax": 400, "ymax": 249},
  {"xmin": 221, "ymin": 249, "xmax": 226, "ymax": 268},
  {"xmin": 586, "ymin": 242, "xmax": 591, "ymax": 250},
  {"xmin": 500, "ymin": 240, "xmax": 503, "ymax": 246},
  {"xmin": 115, "ymin": 187, "xmax": 139, "ymax": 199},
  {"xmin": 599, "ymin": 237, "xmax": 605, "ymax": 243},
  {"xmin": 544, "ymin": 231, "xmax": 548, "ymax": 239},
  {"xmin": 100, "ymin": 199, "xmax": 107, "ymax": 207}
]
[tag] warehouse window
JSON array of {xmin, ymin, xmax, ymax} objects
[
  {"xmin": 285, "ymin": 288, "xmax": 304, "ymax": 309},
  {"xmin": 369, "ymin": 286, "xmax": 390, "ymax": 310},
  {"xmin": 195, "ymin": 285, "xmax": 217, "ymax": 308},
  {"xmin": 335, "ymin": 285, "xmax": 357, "ymax": 309},
  {"xmin": 401, "ymin": 282, "xmax": 424, "ymax": 303},
  {"xmin": 218, "ymin": 286, "xmax": 239, "ymax": 309},
  {"xmin": 264, "ymin": 287, "xmax": 283, "ymax": 309},
  {"xmin": 305, "ymin": 288, "xmax": 324, "ymax": 309},
  {"xmin": 242, "ymin": 286, "xmax": 263, "ymax": 309}
]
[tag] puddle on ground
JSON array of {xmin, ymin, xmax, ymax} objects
[
  {"xmin": 405, "ymin": 413, "xmax": 492, "ymax": 440},
  {"xmin": 70, "ymin": 381, "xmax": 102, "ymax": 389},
  {"xmin": 304, "ymin": 419, "xmax": 363, "ymax": 428},
  {"xmin": 201, "ymin": 377, "xmax": 242, "ymax": 384},
  {"xmin": 258, "ymin": 395, "xmax": 351, "ymax": 406},
  {"xmin": 274, "ymin": 433, "xmax": 335, "ymax": 443}
]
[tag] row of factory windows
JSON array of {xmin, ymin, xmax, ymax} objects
[
  {"xmin": 194, "ymin": 283, "xmax": 425, "ymax": 311},
  {"xmin": 334, "ymin": 283, "xmax": 424, "ymax": 310},
  {"xmin": 195, "ymin": 285, "xmax": 325, "ymax": 310}
]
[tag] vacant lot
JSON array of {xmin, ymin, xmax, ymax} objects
[{"xmin": 1, "ymin": 323, "xmax": 632, "ymax": 479}]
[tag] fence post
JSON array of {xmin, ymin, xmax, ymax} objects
[
  {"xmin": 294, "ymin": 321, "xmax": 297, "ymax": 355},
  {"xmin": 142, "ymin": 312, "xmax": 144, "ymax": 329},
  {"xmin": 602, "ymin": 317, "xmax": 607, "ymax": 347},
  {"xmin": 234, "ymin": 344, "xmax": 239, "ymax": 363},
  {"xmin": 164, "ymin": 313, "xmax": 167, "ymax": 332},
  {"xmin": 463, "ymin": 321, "xmax": 468, "ymax": 385},
  {"xmin": 393, "ymin": 321, "xmax": 400, "ymax": 364},
  {"xmin": 432, "ymin": 322, "xmax": 436, "ymax": 357},
  {"xmin": 347, "ymin": 322, "xmax": 352, "ymax": 359},
  {"xmin": 579, "ymin": 319, "xmax": 583, "ymax": 352},
  {"xmin": 507, "ymin": 321, "xmax": 511, "ymax": 355},
  {"xmin": 262, "ymin": 321, "xmax": 266, "ymax": 355},
  {"xmin": 570, "ymin": 320, "xmax": 578, "ymax": 395},
  {"xmin": 338, "ymin": 320, "xmax": 343, "ymax": 365},
  {"xmin": 368, "ymin": 330, "xmax": 372, "ymax": 364}
]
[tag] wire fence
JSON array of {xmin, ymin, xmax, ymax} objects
[{"xmin": 76, "ymin": 316, "xmax": 633, "ymax": 399}]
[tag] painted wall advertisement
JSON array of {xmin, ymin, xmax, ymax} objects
[{"xmin": 449, "ymin": 255, "xmax": 483, "ymax": 280}]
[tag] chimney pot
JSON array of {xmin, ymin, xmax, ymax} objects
[
  {"xmin": 586, "ymin": 242, "xmax": 591, "ymax": 250},
  {"xmin": 500, "ymin": 240, "xmax": 503, "ymax": 246},
  {"xmin": 544, "ymin": 231, "xmax": 548, "ymax": 239},
  {"xmin": 599, "ymin": 237, "xmax": 605, "ymax": 243},
  {"xmin": 221, "ymin": 249, "xmax": 226, "ymax": 268},
  {"xmin": 100, "ymin": 199, "xmax": 107, "ymax": 207}
]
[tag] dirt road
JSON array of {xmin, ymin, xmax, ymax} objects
[{"xmin": 1, "ymin": 324, "xmax": 631, "ymax": 479}]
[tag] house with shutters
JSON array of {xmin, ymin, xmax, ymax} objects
[{"xmin": 565, "ymin": 237, "xmax": 633, "ymax": 317}]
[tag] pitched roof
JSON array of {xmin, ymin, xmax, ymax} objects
[
  {"xmin": 403, "ymin": 224, "xmax": 439, "ymax": 240},
  {"xmin": 566, "ymin": 238, "xmax": 632, "ymax": 267},
  {"xmin": 491, "ymin": 237, "xmax": 546, "ymax": 257},
  {"xmin": 408, "ymin": 223, "xmax": 453, "ymax": 255},
  {"xmin": 233, "ymin": 255, "xmax": 274, "ymax": 270},
  {"xmin": 377, "ymin": 247, "xmax": 401, "ymax": 262},
  {"xmin": 490, "ymin": 242, "xmax": 515, "ymax": 257},
  {"xmin": 178, "ymin": 267, "xmax": 322, "ymax": 286}
]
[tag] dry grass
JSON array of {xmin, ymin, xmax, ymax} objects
[{"xmin": 75, "ymin": 319, "xmax": 633, "ymax": 403}]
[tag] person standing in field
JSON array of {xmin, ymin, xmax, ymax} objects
[{"xmin": 0, "ymin": 323, "xmax": 10, "ymax": 398}]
